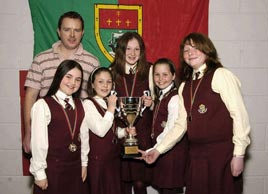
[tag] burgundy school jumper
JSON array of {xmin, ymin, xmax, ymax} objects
[
  {"xmin": 33, "ymin": 97, "xmax": 88, "ymax": 194},
  {"xmin": 151, "ymin": 89, "xmax": 188, "ymax": 189},
  {"xmin": 115, "ymin": 68, "xmax": 153, "ymax": 183},
  {"xmin": 182, "ymin": 69, "xmax": 243, "ymax": 194},
  {"xmin": 86, "ymin": 97, "xmax": 122, "ymax": 194}
]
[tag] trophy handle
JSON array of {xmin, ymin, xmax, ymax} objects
[
  {"xmin": 140, "ymin": 90, "xmax": 150, "ymax": 116},
  {"xmin": 115, "ymin": 102, "xmax": 121, "ymax": 117},
  {"xmin": 116, "ymin": 107, "xmax": 121, "ymax": 116},
  {"xmin": 140, "ymin": 104, "xmax": 146, "ymax": 116}
]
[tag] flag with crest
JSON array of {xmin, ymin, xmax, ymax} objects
[{"xmin": 22, "ymin": 0, "xmax": 209, "ymax": 175}]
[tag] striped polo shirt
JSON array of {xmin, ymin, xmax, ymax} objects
[{"xmin": 25, "ymin": 41, "xmax": 100, "ymax": 98}]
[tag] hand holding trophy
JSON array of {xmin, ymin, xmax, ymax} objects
[{"xmin": 116, "ymin": 96, "xmax": 147, "ymax": 158}]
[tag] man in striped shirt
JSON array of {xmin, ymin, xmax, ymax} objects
[{"xmin": 23, "ymin": 11, "xmax": 100, "ymax": 153}]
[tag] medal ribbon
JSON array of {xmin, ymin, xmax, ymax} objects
[
  {"xmin": 151, "ymin": 102, "xmax": 161, "ymax": 139},
  {"xmin": 123, "ymin": 70, "xmax": 138, "ymax": 97},
  {"xmin": 189, "ymin": 75, "xmax": 204, "ymax": 121},
  {"xmin": 62, "ymin": 107, "xmax": 77, "ymax": 140},
  {"xmin": 55, "ymin": 96, "xmax": 78, "ymax": 143}
]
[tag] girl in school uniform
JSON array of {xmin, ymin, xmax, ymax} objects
[
  {"xmin": 144, "ymin": 33, "xmax": 251, "ymax": 194},
  {"xmin": 150, "ymin": 58, "xmax": 188, "ymax": 194},
  {"xmin": 80, "ymin": 67, "xmax": 136, "ymax": 194},
  {"xmin": 29, "ymin": 60, "xmax": 88, "ymax": 194},
  {"xmin": 109, "ymin": 31, "xmax": 153, "ymax": 194}
]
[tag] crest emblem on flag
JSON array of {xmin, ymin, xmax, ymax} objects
[{"xmin": 95, "ymin": 4, "xmax": 142, "ymax": 62}]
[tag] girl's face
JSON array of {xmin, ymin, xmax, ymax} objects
[
  {"xmin": 59, "ymin": 67, "xmax": 82, "ymax": 96},
  {"xmin": 125, "ymin": 38, "xmax": 141, "ymax": 66},
  {"xmin": 92, "ymin": 71, "xmax": 113, "ymax": 98},
  {"xmin": 183, "ymin": 41, "xmax": 207, "ymax": 70},
  {"xmin": 153, "ymin": 63, "xmax": 175, "ymax": 90}
]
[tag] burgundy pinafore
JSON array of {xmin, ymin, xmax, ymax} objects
[
  {"xmin": 151, "ymin": 89, "xmax": 188, "ymax": 188},
  {"xmin": 115, "ymin": 68, "xmax": 153, "ymax": 183},
  {"xmin": 33, "ymin": 97, "xmax": 88, "ymax": 194},
  {"xmin": 86, "ymin": 97, "xmax": 122, "ymax": 194},
  {"xmin": 182, "ymin": 69, "xmax": 243, "ymax": 194}
]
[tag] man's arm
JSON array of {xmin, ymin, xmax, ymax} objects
[{"xmin": 23, "ymin": 87, "xmax": 39, "ymax": 153}]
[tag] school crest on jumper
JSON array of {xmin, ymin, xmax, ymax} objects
[{"xmin": 94, "ymin": 4, "xmax": 143, "ymax": 62}]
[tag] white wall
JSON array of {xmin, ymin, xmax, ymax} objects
[
  {"xmin": 0, "ymin": 0, "xmax": 267, "ymax": 194},
  {"xmin": 210, "ymin": 1, "xmax": 268, "ymax": 193},
  {"xmin": 0, "ymin": 1, "xmax": 34, "ymax": 194}
]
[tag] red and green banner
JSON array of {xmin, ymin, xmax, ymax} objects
[
  {"xmin": 22, "ymin": 0, "xmax": 209, "ymax": 175},
  {"xmin": 95, "ymin": 4, "xmax": 143, "ymax": 62},
  {"xmin": 28, "ymin": 0, "xmax": 208, "ymax": 67}
]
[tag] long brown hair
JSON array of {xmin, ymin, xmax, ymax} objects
[
  {"xmin": 109, "ymin": 32, "xmax": 149, "ymax": 85},
  {"xmin": 179, "ymin": 32, "xmax": 223, "ymax": 82}
]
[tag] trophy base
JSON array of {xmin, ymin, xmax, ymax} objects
[{"xmin": 122, "ymin": 145, "xmax": 141, "ymax": 158}]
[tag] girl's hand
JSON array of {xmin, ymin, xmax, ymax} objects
[
  {"xmin": 126, "ymin": 127, "xmax": 137, "ymax": 136},
  {"xmin": 146, "ymin": 149, "xmax": 160, "ymax": 164},
  {"xmin": 35, "ymin": 178, "xmax": 48, "ymax": 190},
  {"xmin": 135, "ymin": 149, "xmax": 160, "ymax": 164},
  {"xmin": 81, "ymin": 166, "xmax": 87, "ymax": 182},
  {"xmin": 231, "ymin": 156, "xmax": 244, "ymax": 177},
  {"xmin": 135, "ymin": 149, "xmax": 147, "ymax": 160},
  {"xmin": 142, "ymin": 95, "xmax": 153, "ymax": 107}
]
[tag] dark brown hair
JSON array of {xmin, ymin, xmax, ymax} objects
[
  {"xmin": 58, "ymin": 11, "xmax": 84, "ymax": 30},
  {"xmin": 46, "ymin": 60, "xmax": 83, "ymax": 98},
  {"xmin": 87, "ymin": 67, "xmax": 114, "ymax": 97},
  {"xmin": 153, "ymin": 58, "xmax": 179, "ymax": 99}
]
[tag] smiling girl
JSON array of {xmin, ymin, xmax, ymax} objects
[
  {"xmin": 144, "ymin": 33, "xmax": 251, "ymax": 194},
  {"xmin": 109, "ymin": 32, "xmax": 153, "ymax": 194},
  {"xmin": 80, "ymin": 67, "xmax": 136, "ymax": 194},
  {"xmin": 151, "ymin": 58, "xmax": 187, "ymax": 194},
  {"xmin": 30, "ymin": 60, "xmax": 88, "ymax": 194}
]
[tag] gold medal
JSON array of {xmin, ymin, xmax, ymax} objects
[{"xmin": 69, "ymin": 143, "xmax": 77, "ymax": 152}]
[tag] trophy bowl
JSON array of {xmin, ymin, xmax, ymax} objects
[{"xmin": 117, "ymin": 97, "xmax": 144, "ymax": 158}]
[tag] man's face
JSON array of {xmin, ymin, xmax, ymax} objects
[{"xmin": 57, "ymin": 18, "xmax": 84, "ymax": 51}]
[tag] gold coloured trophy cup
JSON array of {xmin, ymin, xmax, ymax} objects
[{"xmin": 117, "ymin": 97, "xmax": 146, "ymax": 158}]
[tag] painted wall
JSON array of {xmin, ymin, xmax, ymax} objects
[{"xmin": 0, "ymin": 0, "xmax": 267, "ymax": 193}]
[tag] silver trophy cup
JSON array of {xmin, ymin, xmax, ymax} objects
[{"xmin": 117, "ymin": 97, "xmax": 145, "ymax": 158}]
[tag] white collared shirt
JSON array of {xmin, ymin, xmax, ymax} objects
[
  {"xmin": 192, "ymin": 63, "xmax": 207, "ymax": 80},
  {"xmin": 53, "ymin": 90, "xmax": 75, "ymax": 109},
  {"xmin": 125, "ymin": 64, "xmax": 137, "ymax": 74},
  {"xmin": 80, "ymin": 96, "xmax": 114, "ymax": 138},
  {"xmin": 158, "ymin": 82, "xmax": 175, "ymax": 101}
]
